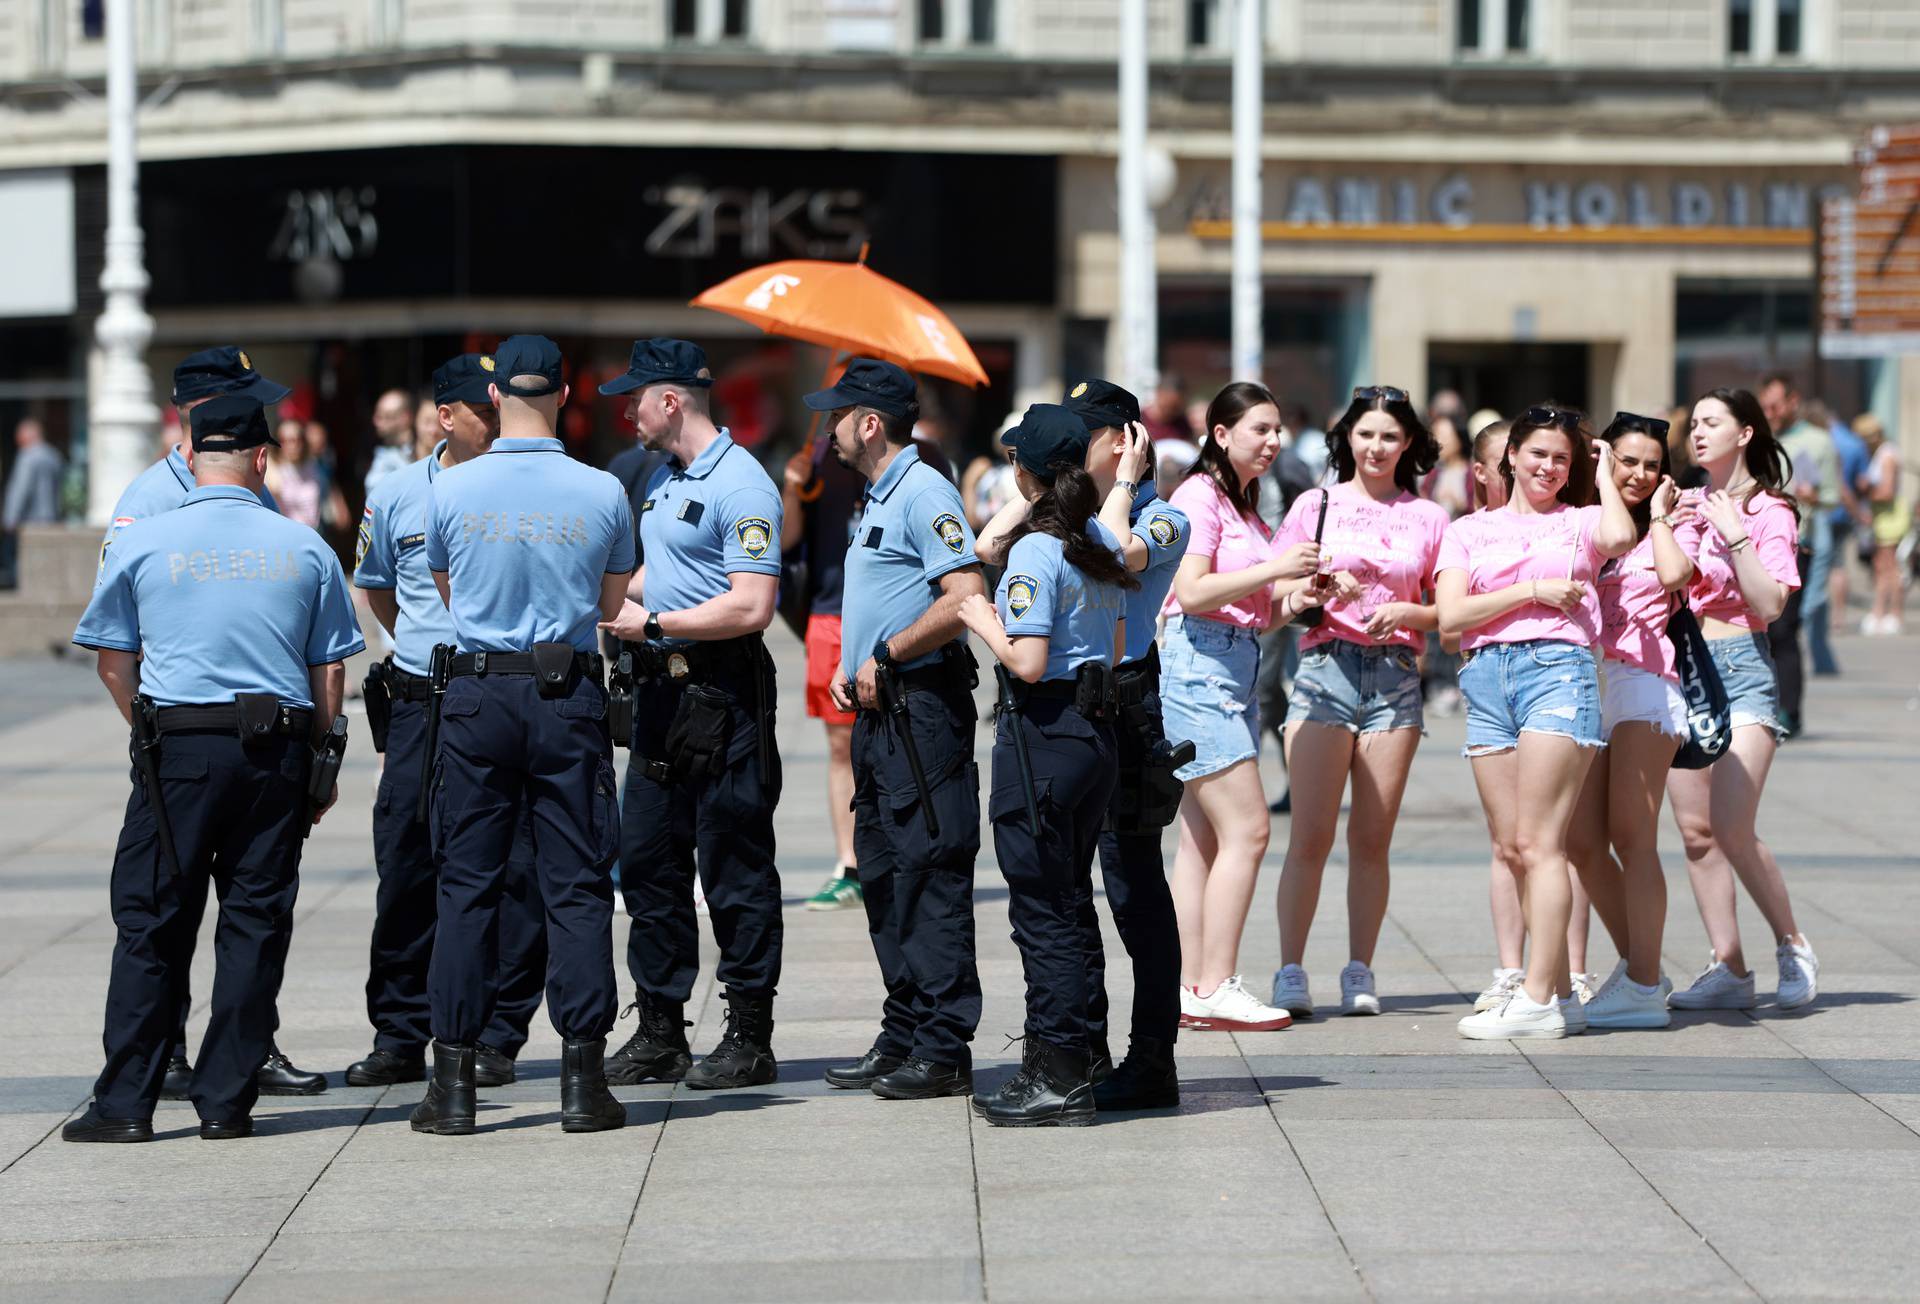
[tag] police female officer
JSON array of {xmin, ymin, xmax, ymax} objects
[{"xmin": 956, "ymin": 403, "xmax": 1137, "ymax": 1127}]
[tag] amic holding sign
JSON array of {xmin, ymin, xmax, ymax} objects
[{"xmin": 1183, "ymin": 164, "xmax": 1851, "ymax": 246}]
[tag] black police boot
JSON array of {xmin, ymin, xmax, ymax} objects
[
  {"xmin": 160, "ymin": 1054, "xmax": 192, "ymax": 1101},
  {"xmin": 606, "ymin": 992, "xmax": 693, "ymax": 1085},
  {"xmin": 61, "ymin": 1107, "xmax": 152, "ymax": 1144},
  {"xmin": 559, "ymin": 1039, "xmax": 627, "ymax": 1134},
  {"xmin": 683, "ymin": 990, "xmax": 778, "ymax": 1091},
  {"xmin": 1092, "ymin": 1035, "xmax": 1180, "ymax": 1111},
  {"xmin": 198, "ymin": 1116, "xmax": 253, "ymax": 1141},
  {"xmin": 409, "ymin": 1041, "xmax": 477, "ymax": 1136},
  {"xmin": 345, "ymin": 1047, "xmax": 426, "ymax": 1087},
  {"xmin": 871, "ymin": 1057, "xmax": 973, "ymax": 1100},
  {"xmin": 823, "ymin": 1047, "xmax": 905, "ymax": 1089},
  {"xmin": 974, "ymin": 1040, "xmax": 1095, "ymax": 1128},
  {"xmin": 474, "ymin": 1043, "xmax": 516, "ymax": 1088},
  {"xmin": 1090, "ymin": 1037, "xmax": 1114, "ymax": 1085},
  {"xmin": 256, "ymin": 1044, "xmax": 327, "ymax": 1095}
]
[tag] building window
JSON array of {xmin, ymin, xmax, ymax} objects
[
  {"xmin": 1728, "ymin": 0, "xmax": 1752, "ymax": 55},
  {"xmin": 670, "ymin": 0, "xmax": 749, "ymax": 41},
  {"xmin": 969, "ymin": 0, "xmax": 994, "ymax": 43},
  {"xmin": 919, "ymin": 0, "xmax": 994, "ymax": 45},
  {"xmin": 1503, "ymin": 0, "xmax": 1529, "ymax": 52},
  {"xmin": 1729, "ymin": 0, "xmax": 1806, "ymax": 61},
  {"xmin": 671, "ymin": 0, "xmax": 697, "ymax": 38},
  {"xmin": 1776, "ymin": 0, "xmax": 1801, "ymax": 56},
  {"xmin": 1458, "ymin": 0, "xmax": 1531, "ymax": 55},
  {"xmin": 81, "ymin": 0, "xmax": 103, "ymax": 39},
  {"xmin": 1187, "ymin": 0, "xmax": 1222, "ymax": 50},
  {"xmin": 1456, "ymin": 0, "xmax": 1480, "ymax": 52}
]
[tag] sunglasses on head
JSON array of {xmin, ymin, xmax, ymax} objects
[
  {"xmin": 1520, "ymin": 406, "xmax": 1583, "ymax": 433},
  {"xmin": 1612, "ymin": 410, "xmax": 1671, "ymax": 438},
  {"xmin": 1352, "ymin": 385, "xmax": 1409, "ymax": 404}
]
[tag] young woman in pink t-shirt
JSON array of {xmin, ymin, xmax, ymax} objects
[
  {"xmin": 1266, "ymin": 386, "xmax": 1447, "ymax": 1019},
  {"xmin": 1436, "ymin": 407, "xmax": 1638, "ymax": 1039},
  {"xmin": 1565, "ymin": 413, "xmax": 1697, "ymax": 1030},
  {"xmin": 1666, "ymin": 388, "xmax": 1819, "ymax": 1012},
  {"xmin": 1159, "ymin": 382, "xmax": 1323, "ymax": 1033}
]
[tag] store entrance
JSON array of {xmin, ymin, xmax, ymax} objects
[{"xmin": 1427, "ymin": 343, "xmax": 1590, "ymax": 419}]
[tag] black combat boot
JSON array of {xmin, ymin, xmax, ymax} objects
[
  {"xmin": 823, "ymin": 1046, "xmax": 905, "ymax": 1089},
  {"xmin": 870, "ymin": 1057, "xmax": 972, "ymax": 1100},
  {"xmin": 1091, "ymin": 1035, "xmax": 1180, "ymax": 1111},
  {"xmin": 345, "ymin": 1047, "xmax": 426, "ymax": 1087},
  {"xmin": 973, "ymin": 1039, "xmax": 1094, "ymax": 1128},
  {"xmin": 474, "ymin": 1043, "xmax": 516, "ymax": 1088},
  {"xmin": 61, "ymin": 1108, "xmax": 152, "ymax": 1144},
  {"xmin": 256, "ymin": 1044, "xmax": 327, "ymax": 1095},
  {"xmin": 1090, "ymin": 1037, "xmax": 1114, "ymax": 1085},
  {"xmin": 605, "ymin": 992, "xmax": 693, "ymax": 1085},
  {"xmin": 160, "ymin": 1054, "xmax": 192, "ymax": 1101},
  {"xmin": 409, "ymin": 1041, "xmax": 476, "ymax": 1136},
  {"xmin": 683, "ymin": 990, "xmax": 778, "ymax": 1091},
  {"xmin": 559, "ymin": 1039, "xmax": 627, "ymax": 1133}
]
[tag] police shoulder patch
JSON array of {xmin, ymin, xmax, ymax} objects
[
  {"xmin": 355, "ymin": 509, "xmax": 375, "ymax": 569},
  {"xmin": 1146, "ymin": 513, "xmax": 1181, "ymax": 547},
  {"xmin": 735, "ymin": 516, "xmax": 773, "ymax": 560},
  {"xmin": 1005, "ymin": 573, "xmax": 1038, "ymax": 620},
  {"xmin": 931, "ymin": 511, "xmax": 966, "ymax": 554}
]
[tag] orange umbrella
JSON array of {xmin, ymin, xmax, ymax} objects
[{"xmin": 690, "ymin": 250, "xmax": 990, "ymax": 388}]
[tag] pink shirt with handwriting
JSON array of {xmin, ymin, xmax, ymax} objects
[
  {"xmin": 1275, "ymin": 486, "xmax": 1448, "ymax": 652},
  {"xmin": 1434, "ymin": 503, "xmax": 1604, "ymax": 651},
  {"xmin": 1160, "ymin": 474, "xmax": 1273, "ymax": 629},
  {"xmin": 1682, "ymin": 490, "xmax": 1800, "ymax": 632},
  {"xmin": 1597, "ymin": 531, "xmax": 1678, "ymax": 680}
]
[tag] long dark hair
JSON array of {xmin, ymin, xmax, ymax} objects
[
  {"xmin": 1008, "ymin": 463, "xmax": 1139, "ymax": 591},
  {"xmin": 1327, "ymin": 389, "xmax": 1438, "ymax": 494},
  {"xmin": 1181, "ymin": 381, "xmax": 1276, "ymax": 524},
  {"xmin": 1500, "ymin": 403, "xmax": 1596, "ymax": 507},
  {"xmin": 1600, "ymin": 412, "xmax": 1672, "ymax": 540},
  {"xmin": 1692, "ymin": 387, "xmax": 1797, "ymax": 520}
]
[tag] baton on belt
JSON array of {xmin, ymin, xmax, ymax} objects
[
  {"xmin": 876, "ymin": 662, "xmax": 938, "ymax": 840},
  {"xmin": 994, "ymin": 664, "xmax": 1042, "ymax": 838},
  {"xmin": 417, "ymin": 643, "xmax": 451, "ymax": 825},
  {"xmin": 129, "ymin": 694, "xmax": 180, "ymax": 886}
]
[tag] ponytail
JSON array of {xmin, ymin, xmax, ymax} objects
[{"xmin": 1008, "ymin": 464, "xmax": 1138, "ymax": 591}]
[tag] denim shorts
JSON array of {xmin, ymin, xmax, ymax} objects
[
  {"xmin": 1158, "ymin": 614, "xmax": 1261, "ymax": 780},
  {"xmin": 1285, "ymin": 640, "xmax": 1424, "ymax": 735},
  {"xmin": 1707, "ymin": 632, "xmax": 1785, "ymax": 741},
  {"xmin": 1458, "ymin": 639, "xmax": 1603, "ymax": 757}
]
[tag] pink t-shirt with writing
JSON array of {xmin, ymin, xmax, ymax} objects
[
  {"xmin": 1160, "ymin": 474, "xmax": 1273, "ymax": 629},
  {"xmin": 1275, "ymin": 486, "xmax": 1449, "ymax": 652},
  {"xmin": 1597, "ymin": 531, "xmax": 1677, "ymax": 680},
  {"xmin": 1434, "ymin": 503, "xmax": 1605, "ymax": 651},
  {"xmin": 1683, "ymin": 490, "xmax": 1801, "ymax": 631}
]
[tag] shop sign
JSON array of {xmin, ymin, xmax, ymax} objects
[{"xmin": 642, "ymin": 185, "xmax": 868, "ymax": 259}]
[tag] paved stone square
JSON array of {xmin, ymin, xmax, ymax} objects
[{"xmin": 1, "ymin": 631, "xmax": 1916, "ymax": 1302}]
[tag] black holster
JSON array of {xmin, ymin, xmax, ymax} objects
[
  {"xmin": 1072, "ymin": 662, "xmax": 1116, "ymax": 719},
  {"xmin": 658, "ymin": 682, "xmax": 734, "ymax": 784},
  {"xmin": 234, "ymin": 692, "xmax": 282, "ymax": 742},
  {"xmin": 363, "ymin": 660, "xmax": 394, "ymax": 754},
  {"xmin": 531, "ymin": 641, "xmax": 580, "ymax": 699},
  {"xmin": 306, "ymin": 715, "xmax": 349, "ymax": 836},
  {"xmin": 418, "ymin": 643, "xmax": 451, "ymax": 826},
  {"xmin": 1109, "ymin": 683, "xmax": 1197, "ymax": 836},
  {"xmin": 128, "ymin": 694, "xmax": 180, "ymax": 885},
  {"xmin": 607, "ymin": 650, "xmax": 636, "ymax": 749}
]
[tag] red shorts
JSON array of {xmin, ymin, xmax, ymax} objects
[{"xmin": 804, "ymin": 613, "xmax": 856, "ymax": 725}]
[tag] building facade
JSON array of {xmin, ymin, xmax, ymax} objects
[{"xmin": 2, "ymin": 0, "xmax": 1918, "ymax": 501}]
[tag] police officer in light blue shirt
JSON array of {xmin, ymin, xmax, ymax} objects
[
  {"xmin": 594, "ymin": 338, "xmax": 788, "ymax": 1092},
  {"xmin": 956, "ymin": 402, "xmax": 1135, "ymax": 1127},
  {"xmin": 800, "ymin": 359, "xmax": 987, "ymax": 1101},
  {"xmin": 412, "ymin": 334, "xmax": 634, "ymax": 1137},
  {"xmin": 66, "ymin": 395, "xmax": 364, "ymax": 1143},
  {"xmin": 345, "ymin": 352, "xmax": 546, "ymax": 1092}
]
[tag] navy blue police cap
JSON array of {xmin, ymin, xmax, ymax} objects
[
  {"xmin": 802, "ymin": 357, "xmax": 919, "ymax": 420},
  {"xmin": 433, "ymin": 352, "xmax": 497, "ymax": 406},
  {"xmin": 1001, "ymin": 403, "xmax": 1092, "ymax": 481},
  {"xmin": 188, "ymin": 394, "xmax": 279, "ymax": 452},
  {"xmin": 1063, "ymin": 378, "xmax": 1141, "ymax": 431},
  {"xmin": 170, "ymin": 345, "xmax": 291, "ymax": 406},
  {"xmin": 598, "ymin": 338, "xmax": 715, "ymax": 396},
  {"xmin": 491, "ymin": 335, "xmax": 565, "ymax": 398}
]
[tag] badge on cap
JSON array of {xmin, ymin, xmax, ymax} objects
[
  {"xmin": 480, "ymin": 355, "xmax": 495, "ymax": 371},
  {"xmin": 238, "ymin": 351, "xmax": 251, "ymax": 370},
  {"xmin": 1006, "ymin": 574, "xmax": 1037, "ymax": 619},
  {"xmin": 1070, "ymin": 382, "xmax": 1088, "ymax": 398},
  {"xmin": 736, "ymin": 516, "xmax": 772, "ymax": 560},
  {"xmin": 1147, "ymin": 514, "xmax": 1181, "ymax": 547},
  {"xmin": 932, "ymin": 512, "xmax": 966, "ymax": 554}
]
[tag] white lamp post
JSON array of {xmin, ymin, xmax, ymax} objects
[{"xmin": 1230, "ymin": 0, "xmax": 1263, "ymax": 383}]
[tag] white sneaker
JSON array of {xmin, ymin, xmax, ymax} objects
[
  {"xmin": 1585, "ymin": 976, "xmax": 1672, "ymax": 1029},
  {"xmin": 1271, "ymin": 964, "xmax": 1314, "ymax": 1017},
  {"xmin": 1339, "ymin": 961, "xmax": 1380, "ymax": 1016},
  {"xmin": 1776, "ymin": 936, "xmax": 1819, "ymax": 1009},
  {"xmin": 1474, "ymin": 968, "xmax": 1524, "ymax": 1012},
  {"xmin": 1569, "ymin": 972, "xmax": 1600, "ymax": 1004},
  {"xmin": 1667, "ymin": 957, "xmax": 1756, "ymax": 1010},
  {"xmin": 1179, "ymin": 984, "xmax": 1210, "ymax": 1029},
  {"xmin": 1457, "ymin": 991, "xmax": 1566, "ymax": 1040},
  {"xmin": 1589, "ymin": 960, "xmax": 1628, "ymax": 1003},
  {"xmin": 1196, "ymin": 974, "xmax": 1293, "ymax": 1031},
  {"xmin": 1558, "ymin": 995, "xmax": 1587, "ymax": 1035}
]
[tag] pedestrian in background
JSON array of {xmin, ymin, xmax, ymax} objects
[
  {"xmin": 1856, "ymin": 414, "xmax": 1909, "ymax": 635},
  {"xmin": 364, "ymin": 387, "xmax": 416, "ymax": 498},
  {"xmin": 1760, "ymin": 373, "xmax": 1836, "ymax": 723},
  {"xmin": 2, "ymin": 417, "xmax": 64, "ymax": 587}
]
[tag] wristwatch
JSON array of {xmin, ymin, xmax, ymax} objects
[
  {"xmin": 643, "ymin": 612, "xmax": 664, "ymax": 642},
  {"xmin": 1115, "ymin": 479, "xmax": 1139, "ymax": 497},
  {"xmin": 872, "ymin": 637, "xmax": 899, "ymax": 671}
]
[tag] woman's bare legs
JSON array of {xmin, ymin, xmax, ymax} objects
[
  {"xmin": 1274, "ymin": 723, "xmax": 1355, "ymax": 966},
  {"xmin": 1607, "ymin": 723, "xmax": 1675, "ymax": 987},
  {"xmin": 1344, "ymin": 729, "xmax": 1422, "ymax": 965},
  {"xmin": 1669, "ymin": 723, "xmax": 1803, "ymax": 975},
  {"xmin": 1172, "ymin": 790, "xmax": 1220, "ymax": 988},
  {"xmin": 1172, "ymin": 758, "xmax": 1271, "ymax": 993}
]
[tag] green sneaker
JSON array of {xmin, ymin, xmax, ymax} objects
[{"xmin": 805, "ymin": 871, "xmax": 862, "ymax": 911}]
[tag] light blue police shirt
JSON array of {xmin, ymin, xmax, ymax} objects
[
  {"xmin": 840, "ymin": 444, "xmax": 979, "ymax": 680},
  {"xmin": 995, "ymin": 518, "xmax": 1127, "ymax": 682},
  {"xmin": 1124, "ymin": 483, "xmax": 1189, "ymax": 663},
  {"xmin": 353, "ymin": 441, "xmax": 456, "ymax": 675},
  {"xmin": 425, "ymin": 436, "xmax": 635, "ymax": 654},
  {"xmin": 96, "ymin": 444, "xmax": 277, "ymax": 581},
  {"xmin": 74, "ymin": 485, "xmax": 365, "ymax": 708},
  {"xmin": 638, "ymin": 430, "xmax": 783, "ymax": 617}
]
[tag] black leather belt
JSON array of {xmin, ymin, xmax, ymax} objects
[
  {"xmin": 154, "ymin": 703, "xmax": 314, "ymax": 736},
  {"xmin": 1018, "ymin": 679, "xmax": 1082, "ymax": 703},
  {"xmin": 625, "ymin": 634, "xmax": 762, "ymax": 682},
  {"xmin": 389, "ymin": 668, "xmax": 433, "ymax": 703},
  {"xmin": 448, "ymin": 651, "xmax": 603, "ymax": 680}
]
